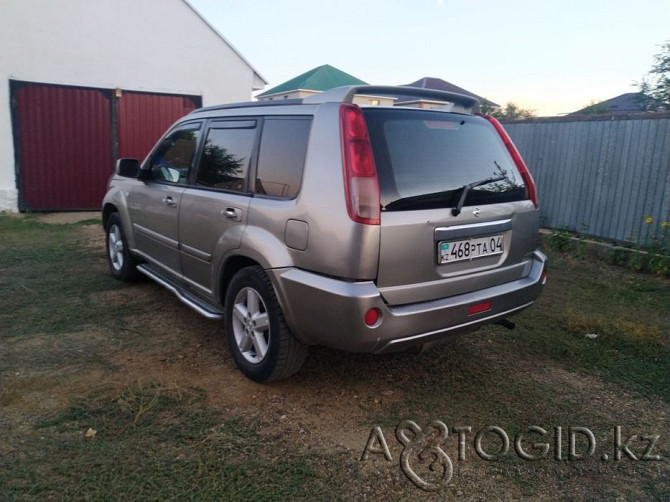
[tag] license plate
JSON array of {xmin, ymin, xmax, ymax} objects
[{"xmin": 438, "ymin": 235, "xmax": 504, "ymax": 264}]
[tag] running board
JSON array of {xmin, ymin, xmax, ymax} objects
[{"xmin": 136, "ymin": 264, "xmax": 225, "ymax": 320}]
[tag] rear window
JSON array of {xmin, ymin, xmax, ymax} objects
[{"xmin": 363, "ymin": 109, "xmax": 526, "ymax": 211}]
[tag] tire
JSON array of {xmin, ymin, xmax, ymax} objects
[
  {"xmin": 105, "ymin": 212, "xmax": 140, "ymax": 282},
  {"xmin": 225, "ymin": 266, "xmax": 307, "ymax": 382}
]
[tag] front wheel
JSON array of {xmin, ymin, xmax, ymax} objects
[
  {"xmin": 105, "ymin": 213, "xmax": 140, "ymax": 282},
  {"xmin": 225, "ymin": 266, "xmax": 307, "ymax": 382}
]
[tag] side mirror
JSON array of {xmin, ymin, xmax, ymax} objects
[{"xmin": 116, "ymin": 158, "xmax": 140, "ymax": 178}]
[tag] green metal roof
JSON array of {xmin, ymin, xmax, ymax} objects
[{"xmin": 257, "ymin": 64, "xmax": 368, "ymax": 97}]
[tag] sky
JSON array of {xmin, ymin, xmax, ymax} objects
[{"xmin": 188, "ymin": 0, "xmax": 670, "ymax": 116}]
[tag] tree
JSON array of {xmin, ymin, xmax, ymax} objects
[
  {"xmin": 197, "ymin": 141, "xmax": 245, "ymax": 188},
  {"xmin": 481, "ymin": 101, "xmax": 536, "ymax": 120},
  {"xmin": 578, "ymin": 100, "xmax": 610, "ymax": 115},
  {"xmin": 637, "ymin": 40, "xmax": 670, "ymax": 111}
]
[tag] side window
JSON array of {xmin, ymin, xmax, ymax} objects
[
  {"xmin": 255, "ymin": 117, "xmax": 311, "ymax": 198},
  {"xmin": 147, "ymin": 125, "xmax": 201, "ymax": 184},
  {"xmin": 196, "ymin": 121, "xmax": 257, "ymax": 191}
]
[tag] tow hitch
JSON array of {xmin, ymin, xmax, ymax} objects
[{"xmin": 495, "ymin": 319, "xmax": 516, "ymax": 330}]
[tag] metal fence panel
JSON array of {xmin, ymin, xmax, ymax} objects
[{"xmin": 503, "ymin": 114, "xmax": 670, "ymax": 245}]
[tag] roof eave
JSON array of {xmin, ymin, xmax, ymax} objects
[
  {"xmin": 182, "ymin": 0, "xmax": 268, "ymax": 86},
  {"xmin": 256, "ymin": 88, "xmax": 319, "ymax": 99}
]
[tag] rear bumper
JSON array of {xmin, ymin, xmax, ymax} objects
[{"xmin": 269, "ymin": 250, "xmax": 546, "ymax": 353}]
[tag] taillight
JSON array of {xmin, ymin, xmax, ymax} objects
[
  {"xmin": 340, "ymin": 104, "xmax": 380, "ymax": 225},
  {"xmin": 480, "ymin": 114, "xmax": 538, "ymax": 208}
]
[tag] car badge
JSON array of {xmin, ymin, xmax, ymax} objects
[{"xmin": 473, "ymin": 207, "xmax": 481, "ymax": 217}]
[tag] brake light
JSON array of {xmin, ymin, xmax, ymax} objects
[
  {"xmin": 340, "ymin": 104, "xmax": 380, "ymax": 225},
  {"xmin": 480, "ymin": 114, "xmax": 538, "ymax": 208}
]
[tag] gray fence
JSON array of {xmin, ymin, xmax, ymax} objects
[{"xmin": 503, "ymin": 113, "xmax": 670, "ymax": 245}]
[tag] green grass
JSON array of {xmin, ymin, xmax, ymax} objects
[
  {"xmin": 1, "ymin": 215, "xmax": 669, "ymax": 500},
  {"xmin": 4, "ymin": 382, "xmax": 335, "ymax": 501},
  {"xmin": 0, "ymin": 216, "xmax": 345, "ymax": 500},
  {"xmin": 0, "ymin": 216, "xmax": 124, "ymax": 338},
  {"xmin": 505, "ymin": 250, "xmax": 670, "ymax": 401}
]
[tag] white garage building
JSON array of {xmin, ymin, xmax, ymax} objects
[{"xmin": 0, "ymin": 0, "xmax": 266, "ymax": 211}]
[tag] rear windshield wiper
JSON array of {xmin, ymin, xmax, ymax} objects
[
  {"xmin": 382, "ymin": 171, "xmax": 508, "ymax": 213},
  {"xmin": 451, "ymin": 175, "xmax": 506, "ymax": 216},
  {"xmin": 384, "ymin": 188, "xmax": 458, "ymax": 212}
]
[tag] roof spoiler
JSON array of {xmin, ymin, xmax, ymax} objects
[{"xmin": 303, "ymin": 85, "xmax": 480, "ymax": 114}]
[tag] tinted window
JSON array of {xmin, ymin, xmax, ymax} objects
[
  {"xmin": 255, "ymin": 118, "xmax": 311, "ymax": 198},
  {"xmin": 147, "ymin": 125, "xmax": 201, "ymax": 184},
  {"xmin": 196, "ymin": 123, "xmax": 256, "ymax": 191},
  {"xmin": 363, "ymin": 109, "xmax": 526, "ymax": 211}
]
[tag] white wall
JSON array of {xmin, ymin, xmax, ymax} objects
[{"xmin": 0, "ymin": 0, "xmax": 265, "ymax": 211}]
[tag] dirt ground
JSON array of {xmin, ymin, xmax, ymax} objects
[
  {"xmin": 2, "ymin": 218, "xmax": 668, "ymax": 500},
  {"xmin": 34, "ymin": 211, "xmax": 100, "ymax": 224}
]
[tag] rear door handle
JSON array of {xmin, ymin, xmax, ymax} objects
[
  {"xmin": 223, "ymin": 207, "xmax": 242, "ymax": 221},
  {"xmin": 163, "ymin": 196, "xmax": 178, "ymax": 208}
]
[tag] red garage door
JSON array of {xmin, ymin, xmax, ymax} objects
[
  {"xmin": 117, "ymin": 91, "xmax": 199, "ymax": 160},
  {"xmin": 14, "ymin": 83, "xmax": 113, "ymax": 210},
  {"xmin": 11, "ymin": 81, "xmax": 201, "ymax": 210}
]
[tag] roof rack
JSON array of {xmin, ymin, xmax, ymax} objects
[
  {"xmin": 191, "ymin": 99, "xmax": 303, "ymax": 114},
  {"xmin": 303, "ymin": 85, "xmax": 480, "ymax": 114}
]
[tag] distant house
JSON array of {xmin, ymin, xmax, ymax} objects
[
  {"xmin": 569, "ymin": 93, "xmax": 665, "ymax": 115},
  {"xmin": 256, "ymin": 64, "xmax": 396, "ymax": 106},
  {"xmin": 397, "ymin": 77, "xmax": 500, "ymax": 109},
  {"xmin": 256, "ymin": 67, "xmax": 500, "ymax": 111}
]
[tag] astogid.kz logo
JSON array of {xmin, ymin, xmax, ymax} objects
[
  {"xmin": 397, "ymin": 420, "xmax": 453, "ymax": 491},
  {"xmin": 360, "ymin": 421, "xmax": 662, "ymax": 492}
]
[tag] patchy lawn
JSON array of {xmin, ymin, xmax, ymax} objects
[{"xmin": 0, "ymin": 214, "xmax": 668, "ymax": 501}]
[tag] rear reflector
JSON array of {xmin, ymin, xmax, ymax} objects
[
  {"xmin": 364, "ymin": 308, "xmax": 381, "ymax": 326},
  {"xmin": 340, "ymin": 104, "xmax": 380, "ymax": 225},
  {"xmin": 467, "ymin": 301, "xmax": 492, "ymax": 316},
  {"xmin": 479, "ymin": 114, "xmax": 538, "ymax": 208},
  {"xmin": 541, "ymin": 269, "xmax": 547, "ymax": 285}
]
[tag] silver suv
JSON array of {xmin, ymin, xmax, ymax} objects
[{"xmin": 102, "ymin": 86, "xmax": 546, "ymax": 382}]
